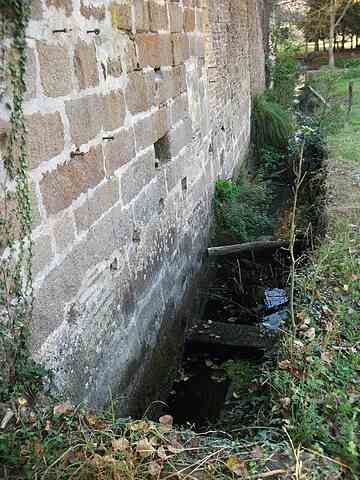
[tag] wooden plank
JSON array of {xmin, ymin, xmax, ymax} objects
[
  {"xmin": 187, "ymin": 322, "xmax": 275, "ymax": 350},
  {"xmin": 207, "ymin": 240, "xmax": 290, "ymax": 257}
]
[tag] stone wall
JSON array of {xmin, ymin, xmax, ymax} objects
[{"xmin": 0, "ymin": 0, "xmax": 267, "ymax": 414}]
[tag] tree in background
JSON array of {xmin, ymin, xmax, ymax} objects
[
  {"xmin": 328, "ymin": 0, "xmax": 353, "ymax": 67},
  {"xmin": 279, "ymin": 0, "xmax": 359, "ymax": 66}
]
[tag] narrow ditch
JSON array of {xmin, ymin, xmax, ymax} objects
[
  {"xmin": 166, "ymin": 243, "xmax": 296, "ymax": 429},
  {"xmin": 163, "ymin": 86, "xmax": 327, "ymax": 431}
]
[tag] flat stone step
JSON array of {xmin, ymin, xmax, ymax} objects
[{"xmin": 187, "ymin": 322, "xmax": 276, "ymax": 350}]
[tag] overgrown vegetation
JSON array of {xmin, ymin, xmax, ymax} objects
[
  {"xmin": 270, "ymin": 27, "xmax": 301, "ymax": 108},
  {"xmin": 213, "ymin": 176, "xmax": 274, "ymax": 244},
  {"xmin": 261, "ymin": 60, "xmax": 360, "ymax": 477},
  {"xmin": 211, "ymin": 34, "xmax": 359, "ymax": 479},
  {"xmin": 251, "ymin": 94, "xmax": 293, "ymax": 157}
]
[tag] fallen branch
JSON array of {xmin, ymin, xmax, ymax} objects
[
  {"xmin": 207, "ymin": 240, "xmax": 294, "ymax": 257},
  {"xmin": 307, "ymin": 86, "xmax": 329, "ymax": 107}
]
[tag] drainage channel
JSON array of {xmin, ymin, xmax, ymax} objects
[{"xmin": 166, "ymin": 245, "xmax": 294, "ymax": 429}]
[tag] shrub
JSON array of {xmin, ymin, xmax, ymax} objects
[
  {"xmin": 257, "ymin": 145, "xmax": 287, "ymax": 179},
  {"xmin": 251, "ymin": 94, "xmax": 293, "ymax": 156},
  {"xmin": 213, "ymin": 176, "xmax": 274, "ymax": 243}
]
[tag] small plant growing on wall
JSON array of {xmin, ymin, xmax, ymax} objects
[{"xmin": 0, "ymin": 0, "xmax": 44, "ymax": 401}]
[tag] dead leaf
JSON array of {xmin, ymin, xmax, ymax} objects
[
  {"xmin": 149, "ymin": 436, "xmax": 159, "ymax": 447},
  {"xmin": 136, "ymin": 438, "xmax": 155, "ymax": 458},
  {"xmin": 102, "ymin": 455, "xmax": 116, "ymax": 464},
  {"xmin": 304, "ymin": 327, "xmax": 316, "ymax": 340},
  {"xmin": 159, "ymin": 415, "xmax": 173, "ymax": 432},
  {"xmin": 85, "ymin": 415, "xmax": 106, "ymax": 430},
  {"xmin": 112, "ymin": 438, "xmax": 129, "ymax": 452},
  {"xmin": 157, "ymin": 446, "xmax": 167, "ymax": 460},
  {"xmin": 280, "ymin": 397, "xmax": 291, "ymax": 410},
  {"xmin": 296, "ymin": 311, "xmax": 305, "ymax": 321},
  {"xmin": 34, "ymin": 441, "xmax": 44, "ymax": 457},
  {"xmin": 226, "ymin": 456, "xmax": 247, "ymax": 476},
  {"xmin": 148, "ymin": 461, "xmax": 162, "ymax": 476},
  {"xmin": 321, "ymin": 351, "xmax": 331, "ymax": 364},
  {"xmin": 299, "ymin": 317, "xmax": 311, "ymax": 330},
  {"xmin": 129, "ymin": 420, "xmax": 151, "ymax": 433},
  {"xmin": 17, "ymin": 398, "xmax": 28, "ymax": 407},
  {"xmin": 279, "ymin": 360, "xmax": 291, "ymax": 370},
  {"xmin": 53, "ymin": 401, "xmax": 73, "ymax": 416}
]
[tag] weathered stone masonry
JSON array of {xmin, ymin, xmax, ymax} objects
[{"xmin": 0, "ymin": 0, "xmax": 267, "ymax": 413}]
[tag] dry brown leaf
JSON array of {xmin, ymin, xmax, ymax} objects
[
  {"xmin": 294, "ymin": 340, "xmax": 304, "ymax": 350},
  {"xmin": 129, "ymin": 420, "xmax": 151, "ymax": 433},
  {"xmin": 280, "ymin": 397, "xmax": 291, "ymax": 410},
  {"xmin": 136, "ymin": 438, "xmax": 155, "ymax": 458},
  {"xmin": 299, "ymin": 317, "xmax": 311, "ymax": 330},
  {"xmin": 321, "ymin": 351, "xmax": 332, "ymax": 364},
  {"xmin": 112, "ymin": 438, "xmax": 129, "ymax": 452},
  {"xmin": 159, "ymin": 415, "xmax": 173, "ymax": 432},
  {"xmin": 157, "ymin": 445, "xmax": 167, "ymax": 460},
  {"xmin": 102, "ymin": 455, "xmax": 116, "ymax": 464},
  {"xmin": 279, "ymin": 360, "xmax": 291, "ymax": 370},
  {"xmin": 34, "ymin": 441, "xmax": 44, "ymax": 457},
  {"xmin": 53, "ymin": 401, "xmax": 73, "ymax": 416},
  {"xmin": 304, "ymin": 327, "xmax": 316, "ymax": 340},
  {"xmin": 296, "ymin": 311, "xmax": 305, "ymax": 321},
  {"xmin": 226, "ymin": 456, "xmax": 247, "ymax": 476},
  {"xmin": 148, "ymin": 461, "xmax": 162, "ymax": 476}
]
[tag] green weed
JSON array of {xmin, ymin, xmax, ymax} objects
[
  {"xmin": 251, "ymin": 94, "xmax": 293, "ymax": 156},
  {"xmin": 213, "ymin": 176, "xmax": 274, "ymax": 244}
]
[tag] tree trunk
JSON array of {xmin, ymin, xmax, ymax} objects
[{"xmin": 329, "ymin": 0, "xmax": 335, "ymax": 68}]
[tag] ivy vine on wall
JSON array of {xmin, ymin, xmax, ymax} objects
[{"xmin": 0, "ymin": 0, "xmax": 42, "ymax": 400}]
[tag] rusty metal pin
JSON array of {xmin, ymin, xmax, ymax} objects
[
  {"xmin": 53, "ymin": 28, "xmax": 71, "ymax": 34},
  {"xmin": 86, "ymin": 29, "xmax": 100, "ymax": 35}
]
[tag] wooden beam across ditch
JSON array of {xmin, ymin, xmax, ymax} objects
[{"xmin": 207, "ymin": 240, "xmax": 292, "ymax": 257}]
